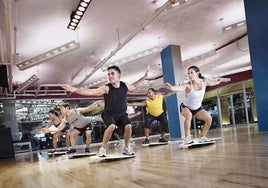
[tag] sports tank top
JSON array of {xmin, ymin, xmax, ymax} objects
[
  {"xmin": 53, "ymin": 120, "xmax": 61, "ymax": 128},
  {"xmin": 103, "ymin": 81, "xmax": 128, "ymax": 114},
  {"xmin": 146, "ymin": 94, "xmax": 164, "ymax": 116},
  {"xmin": 65, "ymin": 110, "xmax": 91, "ymax": 128},
  {"xmin": 184, "ymin": 87, "xmax": 206, "ymax": 110}
]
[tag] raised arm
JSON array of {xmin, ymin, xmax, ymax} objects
[
  {"xmin": 61, "ymin": 84, "xmax": 108, "ymax": 96},
  {"xmin": 127, "ymin": 65, "xmax": 150, "ymax": 91}
]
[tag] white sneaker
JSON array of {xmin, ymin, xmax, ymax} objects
[
  {"xmin": 99, "ymin": 147, "xmax": 107, "ymax": 157},
  {"xmin": 122, "ymin": 147, "xmax": 135, "ymax": 156},
  {"xmin": 199, "ymin": 136, "xmax": 212, "ymax": 143},
  {"xmin": 184, "ymin": 135, "xmax": 194, "ymax": 144}
]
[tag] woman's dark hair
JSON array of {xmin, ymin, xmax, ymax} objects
[
  {"xmin": 59, "ymin": 102, "xmax": 70, "ymax": 109},
  {"xmin": 188, "ymin": 65, "xmax": 205, "ymax": 79},
  {"xmin": 108, "ymin": 65, "xmax": 121, "ymax": 74},
  {"xmin": 48, "ymin": 109, "xmax": 59, "ymax": 117}
]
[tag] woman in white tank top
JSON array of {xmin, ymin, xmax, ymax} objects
[{"xmin": 165, "ymin": 66, "xmax": 230, "ymax": 144}]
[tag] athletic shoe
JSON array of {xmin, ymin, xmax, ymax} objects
[
  {"xmin": 114, "ymin": 139, "xmax": 122, "ymax": 146},
  {"xmin": 159, "ymin": 137, "xmax": 168, "ymax": 143},
  {"xmin": 66, "ymin": 148, "xmax": 76, "ymax": 154},
  {"xmin": 142, "ymin": 138, "xmax": 150, "ymax": 145},
  {"xmin": 184, "ymin": 135, "xmax": 194, "ymax": 144},
  {"xmin": 99, "ymin": 147, "xmax": 107, "ymax": 157},
  {"xmin": 130, "ymin": 139, "xmax": 135, "ymax": 144},
  {"xmin": 199, "ymin": 136, "xmax": 212, "ymax": 143},
  {"xmin": 85, "ymin": 148, "xmax": 90, "ymax": 153},
  {"xmin": 122, "ymin": 147, "xmax": 135, "ymax": 156},
  {"xmin": 50, "ymin": 149, "xmax": 56, "ymax": 153}
]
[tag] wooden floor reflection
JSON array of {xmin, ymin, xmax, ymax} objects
[{"xmin": 0, "ymin": 124, "xmax": 268, "ymax": 188}]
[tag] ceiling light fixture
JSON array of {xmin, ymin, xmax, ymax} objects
[
  {"xmin": 67, "ymin": 0, "xmax": 92, "ymax": 30},
  {"xmin": 100, "ymin": 46, "xmax": 162, "ymax": 71},
  {"xmin": 16, "ymin": 40, "xmax": 80, "ymax": 71},
  {"xmin": 78, "ymin": 0, "xmax": 176, "ymax": 85},
  {"xmin": 183, "ymin": 50, "xmax": 216, "ymax": 64},
  {"xmin": 222, "ymin": 20, "xmax": 246, "ymax": 33},
  {"xmin": 15, "ymin": 74, "xmax": 40, "ymax": 93},
  {"xmin": 171, "ymin": 0, "xmax": 188, "ymax": 8},
  {"xmin": 212, "ymin": 65, "xmax": 252, "ymax": 78},
  {"xmin": 87, "ymin": 78, "xmax": 107, "ymax": 88}
]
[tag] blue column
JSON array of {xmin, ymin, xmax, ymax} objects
[
  {"xmin": 244, "ymin": 0, "xmax": 268, "ymax": 131},
  {"xmin": 161, "ymin": 45, "xmax": 185, "ymax": 138}
]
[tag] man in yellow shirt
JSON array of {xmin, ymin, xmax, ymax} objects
[{"xmin": 128, "ymin": 88, "xmax": 174, "ymax": 145}]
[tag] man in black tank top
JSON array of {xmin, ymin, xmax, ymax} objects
[{"xmin": 61, "ymin": 65, "xmax": 149, "ymax": 157}]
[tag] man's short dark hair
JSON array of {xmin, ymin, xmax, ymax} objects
[
  {"xmin": 108, "ymin": 65, "xmax": 121, "ymax": 74},
  {"xmin": 148, "ymin": 88, "xmax": 156, "ymax": 93}
]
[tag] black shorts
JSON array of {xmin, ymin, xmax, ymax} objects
[
  {"xmin": 180, "ymin": 103, "xmax": 203, "ymax": 115},
  {"xmin": 101, "ymin": 112, "xmax": 131, "ymax": 130},
  {"xmin": 143, "ymin": 112, "xmax": 169, "ymax": 133},
  {"xmin": 74, "ymin": 123, "xmax": 92, "ymax": 136}
]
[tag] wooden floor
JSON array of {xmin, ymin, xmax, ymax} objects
[{"xmin": 1, "ymin": 124, "xmax": 268, "ymax": 188}]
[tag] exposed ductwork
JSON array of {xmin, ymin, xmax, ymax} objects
[
  {"xmin": 182, "ymin": 33, "xmax": 250, "ymax": 78},
  {"xmin": 78, "ymin": 0, "xmax": 176, "ymax": 86}
]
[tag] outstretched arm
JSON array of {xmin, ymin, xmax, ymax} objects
[
  {"xmin": 128, "ymin": 111, "xmax": 142, "ymax": 119},
  {"xmin": 127, "ymin": 65, "xmax": 150, "ymax": 91},
  {"xmin": 56, "ymin": 118, "xmax": 68, "ymax": 132},
  {"xmin": 61, "ymin": 84, "xmax": 108, "ymax": 96},
  {"xmin": 206, "ymin": 77, "xmax": 231, "ymax": 86},
  {"xmin": 163, "ymin": 91, "xmax": 177, "ymax": 98},
  {"xmin": 127, "ymin": 100, "xmax": 147, "ymax": 107},
  {"xmin": 77, "ymin": 100, "xmax": 104, "ymax": 114},
  {"xmin": 165, "ymin": 82, "xmax": 186, "ymax": 92},
  {"xmin": 40, "ymin": 121, "xmax": 54, "ymax": 133}
]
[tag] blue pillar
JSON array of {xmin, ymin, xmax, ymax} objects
[
  {"xmin": 244, "ymin": 0, "xmax": 268, "ymax": 131},
  {"xmin": 161, "ymin": 45, "xmax": 185, "ymax": 138}
]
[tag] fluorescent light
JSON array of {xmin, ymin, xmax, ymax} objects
[
  {"xmin": 15, "ymin": 74, "xmax": 40, "ymax": 93},
  {"xmin": 213, "ymin": 65, "xmax": 252, "ymax": 77},
  {"xmin": 67, "ymin": 0, "xmax": 92, "ymax": 30},
  {"xmin": 237, "ymin": 22, "xmax": 245, "ymax": 27},
  {"xmin": 101, "ymin": 46, "xmax": 162, "ymax": 71},
  {"xmin": 16, "ymin": 40, "xmax": 80, "ymax": 71},
  {"xmin": 222, "ymin": 20, "xmax": 246, "ymax": 33},
  {"xmin": 87, "ymin": 78, "xmax": 107, "ymax": 88},
  {"xmin": 183, "ymin": 50, "xmax": 216, "ymax": 64}
]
